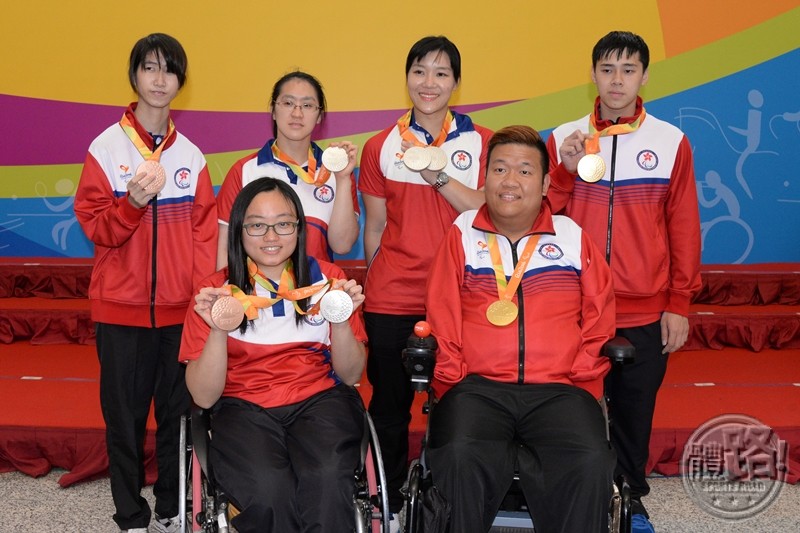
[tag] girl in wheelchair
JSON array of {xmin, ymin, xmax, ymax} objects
[{"xmin": 179, "ymin": 177, "xmax": 367, "ymax": 532}]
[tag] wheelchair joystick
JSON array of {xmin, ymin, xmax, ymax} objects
[{"xmin": 402, "ymin": 321, "xmax": 438, "ymax": 393}]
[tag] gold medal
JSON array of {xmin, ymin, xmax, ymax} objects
[
  {"xmin": 321, "ymin": 146, "xmax": 349, "ymax": 173},
  {"xmin": 402, "ymin": 146, "xmax": 432, "ymax": 171},
  {"xmin": 211, "ymin": 295, "xmax": 246, "ymax": 331},
  {"xmin": 577, "ymin": 153, "xmax": 606, "ymax": 183},
  {"xmin": 426, "ymin": 146, "xmax": 448, "ymax": 171},
  {"xmin": 486, "ymin": 299, "xmax": 518, "ymax": 327}
]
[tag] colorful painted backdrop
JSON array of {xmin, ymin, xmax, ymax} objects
[{"xmin": 1, "ymin": 2, "xmax": 798, "ymax": 263}]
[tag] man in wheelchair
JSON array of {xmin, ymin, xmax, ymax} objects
[
  {"xmin": 423, "ymin": 126, "xmax": 617, "ymax": 532},
  {"xmin": 179, "ymin": 178, "xmax": 369, "ymax": 532}
]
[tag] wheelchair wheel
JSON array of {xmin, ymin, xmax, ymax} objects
[
  {"xmin": 403, "ymin": 459, "xmax": 424, "ymax": 533},
  {"xmin": 354, "ymin": 412, "xmax": 390, "ymax": 533},
  {"xmin": 180, "ymin": 410, "xmax": 231, "ymax": 533},
  {"xmin": 609, "ymin": 474, "xmax": 632, "ymax": 533}
]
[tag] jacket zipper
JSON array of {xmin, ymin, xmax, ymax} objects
[
  {"xmin": 150, "ymin": 198, "xmax": 157, "ymax": 327},
  {"xmin": 507, "ymin": 239, "xmax": 526, "ymax": 384},
  {"xmin": 605, "ymin": 128, "xmax": 619, "ymax": 265}
]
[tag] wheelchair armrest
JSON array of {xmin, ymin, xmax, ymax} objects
[
  {"xmin": 603, "ymin": 336, "xmax": 635, "ymax": 364},
  {"xmin": 191, "ymin": 405, "xmax": 212, "ymax": 478}
]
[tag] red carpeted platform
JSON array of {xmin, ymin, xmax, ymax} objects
[
  {"xmin": 650, "ymin": 348, "xmax": 800, "ymax": 483},
  {"xmin": 1, "ymin": 260, "xmax": 798, "ymax": 486}
]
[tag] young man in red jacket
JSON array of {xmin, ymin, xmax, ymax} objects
[
  {"xmin": 74, "ymin": 33, "xmax": 217, "ymax": 533},
  {"xmin": 547, "ymin": 31, "xmax": 702, "ymax": 533},
  {"xmin": 426, "ymin": 125, "xmax": 617, "ymax": 532}
]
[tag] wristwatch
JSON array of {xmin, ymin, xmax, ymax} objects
[{"xmin": 432, "ymin": 171, "xmax": 450, "ymax": 191}]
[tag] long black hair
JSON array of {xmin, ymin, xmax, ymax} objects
[{"xmin": 227, "ymin": 178, "xmax": 311, "ymax": 329}]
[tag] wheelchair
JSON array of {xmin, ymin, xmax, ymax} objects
[
  {"xmin": 178, "ymin": 400, "xmax": 391, "ymax": 532},
  {"xmin": 401, "ymin": 323, "xmax": 634, "ymax": 533}
]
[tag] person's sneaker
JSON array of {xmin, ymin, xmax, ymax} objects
[
  {"xmin": 150, "ymin": 514, "xmax": 180, "ymax": 533},
  {"xmin": 631, "ymin": 513, "xmax": 655, "ymax": 533},
  {"xmin": 388, "ymin": 512, "xmax": 401, "ymax": 533},
  {"xmin": 121, "ymin": 529, "xmax": 148, "ymax": 532}
]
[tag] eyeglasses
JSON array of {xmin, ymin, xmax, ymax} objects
[
  {"xmin": 243, "ymin": 221, "xmax": 299, "ymax": 237},
  {"xmin": 273, "ymin": 99, "xmax": 322, "ymax": 113}
]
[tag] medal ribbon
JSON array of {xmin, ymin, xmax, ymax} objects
[
  {"xmin": 584, "ymin": 108, "xmax": 647, "ymax": 155},
  {"xmin": 120, "ymin": 112, "xmax": 175, "ymax": 162},
  {"xmin": 228, "ymin": 259, "xmax": 334, "ymax": 319},
  {"xmin": 396, "ymin": 109, "xmax": 453, "ymax": 148},
  {"xmin": 486, "ymin": 232, "xmax": 541, "ymax": 303},
  {"xmin": 271, "ymin": 143, "xmax": 331, "ymax": 187}
]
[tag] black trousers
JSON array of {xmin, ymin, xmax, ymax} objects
[
  {"xmin": 606, "ymin": 321, "xmax": 669, "ymax": 514},
  {"xmin": 209, "ymin": 386, "xmax": 364, "ymax": 533},
  {"xmin": 364, "ymin": 311, "xmax": 425, "ymax": 512},
  {"xmin": 95, "ymin": 323, "xmax": 189, "ymax": 530},
  {"xmin": 428, "ymin": 376, "xmax": 615, "ymax": 533}
]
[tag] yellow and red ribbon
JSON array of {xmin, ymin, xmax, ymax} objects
[
  {"xmin": 226, "ymin": 259, "xmax": 335, "ymax": 319},
  {"xmin": 271, "ymin": 143, "xmax": 331, "ymax": 187},
  {"xmin": 584, "ymin": 109, "xmax": 646, "ymax": 155},
  {"xmin": 486, "ymin": 232, "xmax": 540, "ymax": 304},
  {"xmin": 119, "ymin": 112, "xmax": 175, "ymax": 163},
  {"xmin": 396, "ymin": 109, "xmax": 453, "ymax": 148}
]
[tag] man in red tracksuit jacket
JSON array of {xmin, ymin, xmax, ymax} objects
[
  {"xmin": 547, "ymin": 31, "xmax": 702, "ymax": 533},
  {"xmin": 426, "ymin": 125, "xmax": 617, "ymax": 533},
  {"xmin": 74, "ymin": 33, "xmax": 217, "ymax": 533}
]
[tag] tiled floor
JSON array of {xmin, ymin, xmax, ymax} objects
[{"xmin": 0, "ymin": 469, "xmax": 797, "ymax": 532}]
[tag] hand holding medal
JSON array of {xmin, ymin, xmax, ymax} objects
[
  {"xmin": 577, "ymin": 135, "xmax": 606, "ymax": 183},
  {"xmin": 120, "ymin": 112, "xmax": 174, "ymax": 206},
  {"xmin": 211, "ymin": 294, "xmax": 246, "ymax": 331},
  {"xmin": 319, "ymin": 290, "xmax": 354, "ymax": 323},
  {"xmin": 136, "ymin": 160, "xmax": 167, "ymax": 193},
  {"xmin": 321, "ymin": 141, "xmax": 358, "ymax": 177},
  {"xmin": 402, "ymin": 145, "xmax": 448, "ymax": 172},
  {"xmin": 321, "ymin": 146, "xmax": 348, "ymax": 173},
  {"xmin": 569, "ymin": 110, "xmax": 646, "ymax": 182},
  {"xmin": 194, "ymin": 286, "xmax": 246, "ymax": 332},
  {"xmin": 319, "ymin": 278, "xmax": 364, "ymax": 324}
]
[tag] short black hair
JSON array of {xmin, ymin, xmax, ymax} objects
[
  {"xmin": 486, "ymin": 125, "xmax": 549, "ymax": 176},
  {"xmin": 268, "ymin": 71, "xmax": 327, "ymax": 138},
  {"xmin": 128, "ymin": 33, "xmax": 188, "ymax": 91},
  {"xmin": 592, "ymin": 31, "xmax": 650, "ymax": 72},
  {"xmin": 227, "ymin": 178, "xmax": 311, "ymax": 329},
  {"xmin": 405, "ymin": 35, "xmax": 461, "ymax": 83}
]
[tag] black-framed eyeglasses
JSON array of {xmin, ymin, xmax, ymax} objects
[
  {"xmin": 243, "ymin": 221, "xmax": 299, "ymax": 237},
  {"xmin": 274, "ymin": 99, "xmax": 322, "ymax": 113}
]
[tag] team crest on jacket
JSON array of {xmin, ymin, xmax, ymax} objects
[
  {"xmin": 538, "ymin": 242, "xmax": 563, "ymax": 260},
  {"xmin": 174, "ymin": 168, "xmax": 192, "ymax": 189},
  {"xmin": 303, "ymin": 305, "xmax": 326, "ymax": 326},
  {"xmin": 451, "ymin": 150, "xmax": 472, "ymax": 170},
  {"xmin": 314, "ymin": 184, "xmax": 334, "ymax": 203},
  {"xmin": 636, "ymin": 150, "xmax": 659, "ymax": 171}
]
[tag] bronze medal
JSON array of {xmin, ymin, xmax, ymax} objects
[
  {"xmin": 486, "ymin": 299, "xmax": 518, "ymax": 327},
  {"xmin": 211, "ymin": 295, "xmax": 246, "ymax": 331},
  {"xmin": 136, "ymin": 160, "xmax": 167, "ymax": 192},
  {"xmin": 577, "ymin": 154, "xmax": 606, "ymax": 183}
]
